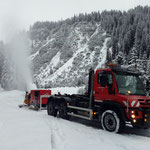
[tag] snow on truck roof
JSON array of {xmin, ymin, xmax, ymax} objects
[
  {"xmin": 111, "ymin": 67, "xmax": 141, "ymax": 75},
  {"xmin": 96, "ymin": 67, "xmax": 141, "ymax": 75}
]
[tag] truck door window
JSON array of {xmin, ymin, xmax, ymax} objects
[
  {"xmin": 107, "ymin": 73, "xmax": 113, "ymax": 85},
  {"xmin": 98, "ymin": 71, "xmax": 107, "ymax": 87},
  {"xmin": 107, "ymin": 72, "xmax": 113, "ymax": 94}
]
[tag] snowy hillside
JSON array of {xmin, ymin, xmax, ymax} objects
[
  {"xmin": 30, "ymin": 22, "xmax": 111, "ymax": 88},
  {"xmin": 1, "ymin": 7, "xmax": 150, "ymax": 90},
  {"xmin": 0, "ymin": 90, "xmax": 150, "ymax": 150}
]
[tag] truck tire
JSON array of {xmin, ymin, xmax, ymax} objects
[
  {"xmin": 59, "ymin": 102, "xmax": 69, "ymax": 120},
  {"xmin": 101, "ymin": 110, "xmax": 125, "ymax": 133},
  {"xmin": 47, "ymin": 101, "xmax": 57, "ymax": 117}
]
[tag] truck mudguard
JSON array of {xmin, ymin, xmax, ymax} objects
[{"xmin": 102, "ymin": 100, "xmax": 128, "ymax": 121}]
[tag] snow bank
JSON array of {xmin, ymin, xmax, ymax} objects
[{"xmin": 50, "ymin": 87, "xmax": 80, "ymax": 95}]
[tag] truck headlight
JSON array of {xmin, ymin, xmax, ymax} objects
[
  {"xmin": 144, "ymin": 114, "xmax": 148, "ymax": 118},
  {"xmin": 144, "ymin": 118, "xmax": 148, "ymax": 122},
  {"xmin": 131, "ymin": 114, "xmax": 135, "ymax": 118},
  {"xmin": 133, "ymin": 119, "xmax": 136, "ymax": 123}
]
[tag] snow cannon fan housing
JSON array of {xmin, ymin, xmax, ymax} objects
[{"xmin": 30, "ymin": 89, "xmax": 51, "ymax": 107}]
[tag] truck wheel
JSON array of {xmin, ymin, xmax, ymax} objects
[
  {"xmin": 101, "ymin": 110, "xmax": 125, "ymax": 133},
  {"xmin": 47, "ymin": 101, "xmax": 57, "ymax": 117},
  {"xmin": 59, "ymin": 102, "xmax": 69, "ymax": 120}
]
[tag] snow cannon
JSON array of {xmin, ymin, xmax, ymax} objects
[{"xmin": 29, "ymin": 89, "xmax": 51, "ymax": 110}]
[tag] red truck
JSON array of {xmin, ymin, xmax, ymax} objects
[{"xmin": 47, "ymin": 66, "xmax": 150, "ymax": 133}]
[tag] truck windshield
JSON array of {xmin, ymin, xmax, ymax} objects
[{"xmin": 115, "ymin": 73, "xmax": 145, "ymax": 96}]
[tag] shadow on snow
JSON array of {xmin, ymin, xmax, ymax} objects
[{"xmin": 69, "ymin": 117, "xmax": 150, "ymax": 138}]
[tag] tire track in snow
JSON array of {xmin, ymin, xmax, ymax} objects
[{"xmin": 42, "ymin": 114, "xmax": 67, "ymax": 150}]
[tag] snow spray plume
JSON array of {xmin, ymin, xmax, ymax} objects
[
  {"xmin": 1, "ymin": 9, "xmax": 37, "ymax": 91},
  {"xmin": 7, "ymin": 32, "xmax": 37, "ymax": 91}
]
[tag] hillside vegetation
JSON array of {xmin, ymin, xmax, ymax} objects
[{"xmin": 0, "ymin": 6, "xmax": 150, "ymax": 89}]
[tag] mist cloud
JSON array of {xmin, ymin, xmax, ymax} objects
[{"xmin": 1, "ymin": 13, "xmax": 36, "ymax": 91}]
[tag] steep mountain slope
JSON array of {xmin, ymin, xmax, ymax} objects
[
  {"xmin": 30, "ymin": 6, "xmax": 150, "ymax": 89},
  {"xmin": 1, "ymin": 6, "xmax": 150, "ymax": 90},
  {"xmin": 31, "ymin": 22, "xmax": 111, "ymax": 88}
]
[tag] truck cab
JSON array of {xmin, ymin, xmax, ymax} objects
[{"xmin": 93, "ymin": 66, "xmax": 150, "ymax": 129}]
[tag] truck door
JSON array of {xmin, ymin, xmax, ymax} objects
[
  {"xmin": 94, "ymin": 71, "xmax": 115, "ymax": 102},
  {"xmin": 94, "ymin": 71, "xmax": 107, "ymax": 102}
]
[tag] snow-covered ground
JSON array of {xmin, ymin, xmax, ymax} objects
[{"xmin": 0, "ymin": 90, "xmax": 150, "ymax": 150}]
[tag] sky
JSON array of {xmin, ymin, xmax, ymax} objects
[{"xmin": 0, "ymin": 0, "xmax": 150, "ymax": 41}]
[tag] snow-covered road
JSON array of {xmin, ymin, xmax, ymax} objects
[{"xmin": 0, "ymin": 90, "xmax": 150, "ymax": 150}]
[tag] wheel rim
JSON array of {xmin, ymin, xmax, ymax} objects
[{"xmin": 104, "ymin": 114, "xmax": 117, "ymax": 131}]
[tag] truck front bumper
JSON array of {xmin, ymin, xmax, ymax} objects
[{"xmin": 131, "ymin": 110, "xmax": 150, "ymax": 128}]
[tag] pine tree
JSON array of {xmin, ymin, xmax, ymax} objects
[
  {"xmin": 128, "ymin": 47, "xmax": 138, "ymax": 68},
  {"xmin": 1, "ymin": 59, "xmax": 16, "ymax": 90},
  {"xmin": 142, "ymin": 52, "xmax": 148, "ymax": 72},
  {"xmin": 0, "ymin": 41, "xmax": 4, "ymax": 82}
]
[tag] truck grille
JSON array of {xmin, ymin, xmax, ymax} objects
[{"xmin": 138, "ymin": 99, "xmax": 150, "ymax": 105}]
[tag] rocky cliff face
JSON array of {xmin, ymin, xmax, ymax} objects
[{"xmin": 30, "ymin": 21, "xmax": 111, "ymax": 88}]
